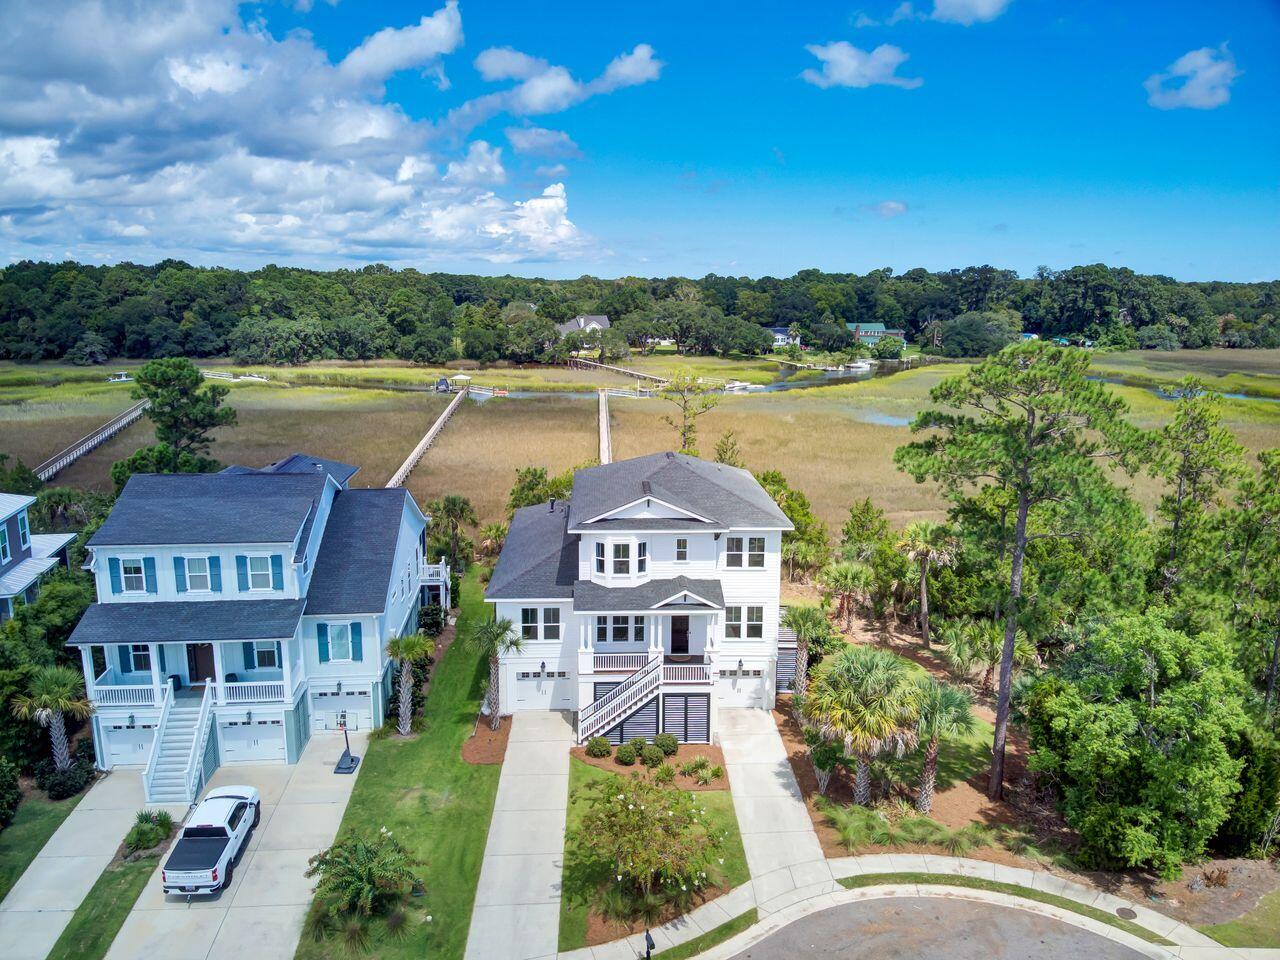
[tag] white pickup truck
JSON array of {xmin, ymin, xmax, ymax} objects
[{"xmin": 161, "ymin": 786, "xmax": 261, "ymax": 895}]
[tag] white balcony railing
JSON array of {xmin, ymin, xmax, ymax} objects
[
  {"xmin": 95, "ymin": 684, "xmax": 159, "ymax": 707},
  {"xmin": 593, "ymin": 653, "xmax": 650, "ymax": 672},
  {"xmin": 216, "ymin": 680, "xmax": 286, "ymax": 703},
  {"xmin": 663, "ymin": 664, "xmax": 712, "ymax": 683},
  {"xmin": 421, "ymin": 561, "xmax": 450, "ymax": 583}
]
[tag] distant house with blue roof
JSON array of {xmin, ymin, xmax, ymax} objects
[
  {"xmin": 845, "ymin": 322, "xmax": 907, "ymax": 346},
  {"xmin": 67, "ymin": 452, "xmax": 450, "ymax": 803},
  {"xmin": 0, "ymin": 492, "xmax": 76, "ymax": 622}
]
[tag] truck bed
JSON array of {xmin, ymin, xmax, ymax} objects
[{"xmin": 164, "ymin": 837, "xmax": 229, "ymax": 873}]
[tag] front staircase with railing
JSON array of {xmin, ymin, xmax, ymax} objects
[
  {"xmin": 577, "ymin": 657, "xmax": 662, "ymax": 743},
  {"xmin": 144, "ymin": 682, "xmax": 215, "ymax": 804}
]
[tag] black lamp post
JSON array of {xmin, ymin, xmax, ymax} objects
[{"xmin": 644, "ymin": 930, "xmax": 655, "ymax": 959}]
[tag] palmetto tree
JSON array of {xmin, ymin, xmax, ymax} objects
[
  {"xmin": 465, "ymin": 617, "xmax": 522, "ymax": 730},
  {"xmin": 428, "ymin": 495, "xmax": 478, "ymax": 570},
  {"xmin": 477, "ymin": 522, "xmax": 508, "ymax": 558},
  {"xmin": 913, "ymin": 678, "xmax": 976, "ymax": 814},
  {"xmin": 896, "ymin": 521, "xmax": 958, "ymax": 647},
  {"xmin": 11, "ymin": 665, "xmax": 94, "ymax": 771},
  {"xmin": 385, "ymin": 632, "xmax": 435, "ymax": 736},
  {"xmin": 804, "ymin": 646, "xmax": 921, "ymax": 806},
  {"xmin": 818, "ymin": 560, "xmax": 873, "ymax": 629},
  {"xmin": 781, "ymin": 604, "xmax": 831, "ymax": 698},
  {"xmin": 951, "ymin": 619, "xmax": 1034, "ymax": 694}
]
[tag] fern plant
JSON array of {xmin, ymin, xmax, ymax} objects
[{"xmin": 305, "ymin": 828, "xmax": 421, "ymax": 918}]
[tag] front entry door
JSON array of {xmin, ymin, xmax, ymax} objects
[
  {"xmin": 670, "ymin": 617, "xmax": 690, "ymax": 656},
  {"xmin": 186, "ymin": 643, "xmax": 215, "ymax": 685}
]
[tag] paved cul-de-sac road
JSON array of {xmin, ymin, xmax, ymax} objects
[{"xmin": 729, "ymin": 897, "xmax": 1154, "ymax": 960}]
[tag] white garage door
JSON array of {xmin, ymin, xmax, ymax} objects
[
  {"xmin": 106, "ymin": 724, "xmax": 155, "ymax": 766},
  {"xmin": 515, "ymin": 669, "xmax": 574, "ymax": 710},
  {"xmin": 716, "ymin": 668, "xmax": 766, "ymax": 708},
  {"xmin": 311, "ymin": 690, "xmax": 371, "ymax": 730},
  {"xmin": 220, "ymin": 720, "xmax": 285, "ymax": 762}
]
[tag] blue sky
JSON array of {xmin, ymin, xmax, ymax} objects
[{"xmin": 0, "ymin": 0, "xmax": 1276, "ymax": 281}]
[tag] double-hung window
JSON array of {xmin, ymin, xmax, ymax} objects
[
  {"xmin": 612, "ymin": 615, "xmax": 630, "ymax": 642},
  {"xmin": 121, "ymin": 558, "xmax": 146, "ymax": 593},
  {"xmin": 612, "ymin": 543, "xmax": 630, "ymax": 575},
  {"xmin": 254, "ymin": 641, "xmax": 278, "ymax": 669},
  {"xmin": 725, "ymin": 606, "xmax": 743, "ymax": 639},
  {"xmin": 594, "ymin": 542, "xmax": 605, "ymax": 575},
  {"xmin": 596, "ymin": 616, "xmax": 609, "ymax": 643},
  {"xmin": 748, "ymin": 537, "xmax": 766, "ymax": 568},
  {"xmin": 633, "ymin": 616, "xmax": 646, "ymax": 645},
  {"xmin": 542, "ymin": 608, "xmax": 561, "ymax": 641},
  {"xmin": 746, "ymin": 606, "xmax": 764, "ymax": 638},
  {"xmin": 636, "ymin": 542, "xmax": 648, "ymax": 574},
  {"xmin": 675, "ymin": 537, "xmax": 688, "ymax": 562},
  {"xmin": 725, "ymin": 537, "xmax": 744, "ymax": 568},
  {"xmin": 0, "ymin": 528, "xmax": 9, "ymax": 564},
  {"xmin": 185, "ymin": 556, "xmax": 211, "ymax": 592},
  {"xmin": 17, "ymin": 513, "xmax": 29, "ymax": 549},
  {"xmin": 521, "ymin": 608, "xmax": 539, "ymax": 641},
  {"xmin": 328, "ymin": 623, "xmax": 353, "ymax": 661},
  {"xmin": 247, "ymin": 555, "xmax": 272, "ymax": 590},
  {"xmin": 129, "ymin": 643, "xmax": 151, "ymax": 672}
]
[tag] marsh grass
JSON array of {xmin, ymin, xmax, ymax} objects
[{"xmin": 1089, "ymin": 349, "xmax": 1280, "ymax": 399}]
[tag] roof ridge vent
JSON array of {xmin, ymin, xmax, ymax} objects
[{"xmin": 665, "ymin": 451, "xmax": 674, "ymax": 460}]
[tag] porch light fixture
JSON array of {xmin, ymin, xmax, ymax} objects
[
  {"xmin": 738, "ymin": 659, "xmax": 744, "ymax": 671},
  {"xmin": 127, "ymin": 713, "xmax": 135, "ymax": 727},
  {"xmin": 245, "ymin": 711, "xmax": 252, "ymax": 723},
  {"xmin": 540, "ymin": 661, "xmax": 546, "ymax": 673},
  {"xmin": 336, "ymin": 681, "xmax": 342, "ymax": 693}
]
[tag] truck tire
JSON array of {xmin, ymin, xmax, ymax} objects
[
  {"xmin": 253, "ymin": 802, "xmax": 261, "ymax": 827},
  {"xmin": 222, "ymin": 861, "xmax": 234, "ymax": 890}
]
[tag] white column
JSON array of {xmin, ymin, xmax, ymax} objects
[
  {"xmin": 212, "ymin": 643, "xmax": 225, "ymax": 704},
  {"xmin": 281, "ymin": 639, "xmax": 293, "ymax": 701},
  {"xmin": 80, "ymin": 646, "xmax": 96, "ymax": 700},
  {"xmin": 148, "ymin": 642, "xmax": 161, "ymax": 705}
]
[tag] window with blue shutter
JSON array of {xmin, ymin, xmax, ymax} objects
[
  {"xmin": 209, "ymin": 556, "xmax": 222, "ymax": 592},
  {"xmin": 242, "ymin": 641, "xmax": 255, "ymax": 669},
  {"xmin": 173, "ymin": 557, "xmax": 187, "ymax": 593},
  {"xmin": 117, "ymin": 645, "xmax": 130, "ymax": 674},
  {"xmin": 158, "ymin": 646, "xmax": 166, "ymax": 673},
  {"xmin": 236, "ymin": 555, "xmax": 249, "ymax": 591},
  {"xmin": 270, "ymin": 554, "xmax": 284, "ymax": 590},
  {"xmin": 142, "ymin": 557, "xmax": 157, "ymax": 594},
  {"xmin": 317, "ymin": 623, "xmax": 330, "ymax": 663},
  {"xmin": 350, "ymin": 623, "xmax": 363, "ymax": 661},
  {"xmin": 108, "ymin": 557, "xmax": 122, "ymax": 594}
]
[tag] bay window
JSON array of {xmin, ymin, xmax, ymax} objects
[
  {"xmin": 612, "ymin": 542, "xmax": 630, "ymax": 575},
  {"xmin": 594, "ymin": 541, "xmax": 605, "ymax": 574}
]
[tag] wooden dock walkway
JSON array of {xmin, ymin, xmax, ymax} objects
[
  {"xmin": 35, "ymin": 399, "xmax": 150, "ymax": 482},
  {"xmin": 385, "ymin": 387, "xmax": 468, "ymax": 488},
  {"xmin": 598, "ymin": 390, "xmax": 612, "ymax": 465},
  {"xmin": 569, "ymin": 357, "xmax": 669, "ymax": 384}
]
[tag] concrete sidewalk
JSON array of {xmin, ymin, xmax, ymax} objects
[
  {"xmin": 0, "ymin": 770, "xmax": 187, "ymax": 960},
  {"xmin": 719, "ymin": 708, "xmax": 837, "ymax": 910},
  {"xmin": 464, "ymin": 711, "xmax": 574, "ymax": 960}
]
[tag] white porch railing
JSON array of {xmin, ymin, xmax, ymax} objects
[
  {"xmin": 593, "ymin": 653, "xmax": 650, "ymax": 672},
  {"xmin": 183, "ymin": 684, "xmax": 215, "ymax": 801},
  {"xmin": 663, "ymin": 664, "xmax": 712, "ymax": 683},
  {"xmin": 141, "ymin": 679, "xmax": 173, "ymax": 799},
  {"xmin": 93, "ymin": 668, "xmax": 159, "ymax": 707},
  {"xmin": 421, "ymin": 561, "xmax": 449, "ymax": 582},
  {"xmin": 216, "ymin": 680, "xmax": 286, "ymax": 703},
  {"xmin": 578, "ymin": 658, "xmax": 662, "ymax": 743}
]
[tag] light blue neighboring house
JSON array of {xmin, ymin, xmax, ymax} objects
[
  {"xmin": 67, "ymin": 452, "xmax": 450, "ymax": 803},
  {"xmin": 845, "ymin": 322, "xmax": 907, "ymax": 346},
  {"xmin": 0, "ymin": 492, "xmax": 76, "ymax": 622}
]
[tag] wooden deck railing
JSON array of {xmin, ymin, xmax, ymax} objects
[
  {"xmin": 385, "ymin": 386, "xmax": 468, "ymax": 488},
  {"xmin": 36, "ymin": 399, "xmax": 150, "ymax": 481}
]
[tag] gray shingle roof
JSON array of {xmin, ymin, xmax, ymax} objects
[
  {"xmin": 305, "ymin": 488, "xmax": 415, "ymax": 616},
  {"xmin": 572, "ymin": 577, "xmax": 724, "ymax": 612},
  {"xmin": 485, "ymin": 501, "xmax": 576, "ymax": 600},
  {"xmin": 261, "ymin": 453, "xmax": 360, "ymax": 486},
  {"xmin": 566, "ymin": 453, "xmax": 791, "ymax": 532},
  {"xmin": 89, "ymin": 472, "xmax": 328, "ymax": 547},
  {"xmin": 67, "ymin": 599, "xmax": 305, "ymax": 646},
  {"xmin": 555, "ymin": 314, "xmax": 610, "ymax": 335}
]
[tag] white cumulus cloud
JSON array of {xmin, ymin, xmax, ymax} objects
[
  {"xmin": 802, "ymin": 42, "xmax": 922, "ymax": 89},
  {"xmin": 337, "ymin": 1, "xmax": 463, "ymax": 84},
  {"xmin": 1144, "ymin": 44, "xmax": 1240, "ymax": 110},
  {"xmin": 930, "ymin": 0, "xmax": 1012, "ymax": 25},
  {"xmin": 505, "ymin": 126, "xmax": 581, "ymax": 157}
]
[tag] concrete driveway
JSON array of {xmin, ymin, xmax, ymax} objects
[
  {"xmin": 104, "ymin": 730, "xmax": 369, "ymax": 960},
  {"xmin": 0, "ymin": 770, "xmax": 186, "ymax": 960}
]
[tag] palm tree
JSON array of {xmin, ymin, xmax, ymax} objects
[
  {"xmin": 965, "ymin": 619, "xmax": 1035, "ymax": 694},
  {"xmin": 896, "ymin": 521, "xmax": 957, "ymax": 647},
  {"xmin": 804, "ymin": 646, "xmax": 921, "ymax": 806},
  {"xmin": 428, "ymin": 495, "xmax": 478, "ymax": 570},
  {"xmin": 781, "ymin": 604, "xmax": 831, "ymax": 698},
  {"xmin": 465, "ymin": 617, "xmax": 522, "ymax": 730},
  {"xmin": 818, "ymin": 560, "xmax": 873, "ymax": 629},
  {"xmin": 11, "ymin": 665, "xmax": 94, "ymax": 771},
  {"xmin": 913, "ymin": 678, "xmax": 976, "ymax": 814},
  {"xmin": 385, "ymin": 632, "xmax": 435, "ymax": 736},
  {"xmin": 477, "ymin": 522, "xmax": 508, "ymax": 558}
]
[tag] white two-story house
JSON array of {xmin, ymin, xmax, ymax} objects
[
  {"xmin": 485, "ymin": 452, "xmax": 793, "ymax": 744},
  {"xmin": 67, "ymin": 452, "xmax": 449, "ymax": 803}
]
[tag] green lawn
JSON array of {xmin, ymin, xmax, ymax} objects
[
  {"xmin": 46, "ymin": 855, "xmax": 158, "ymax": 960},
  {"xmin": 838, "ymin": 873, "xmax": 1176, "ymax": 946},
  {"xmin": 0, "ymin": 791, "xmax": 84, "ymax": 902},
  {"xmin": 558, "ymin": 757, "xmax": 750, "ymax": 952},
  {"xmin": 655, "ymin": 909, "xmax": 757, "ymax": 960},
  {"xmin": 1201, "ymin": 889, "xmax": 1280, "ymax": 947},
  {"xmin": 294, "ymin": 568, "xmax": 500, "ymax": 960}
]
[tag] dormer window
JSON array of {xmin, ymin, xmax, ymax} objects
[
  {"xmin": 594, "ymin": 542, "xmax": 605, "ymax": 574},
  {"xmin": 612, "ymin": 543, "xmax": 630, "ymax": 575},
  {"xmin": 637, "ymin": 542, "xmax": 648, "ymax": 574}
]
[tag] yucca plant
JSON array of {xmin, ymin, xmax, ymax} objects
[{"xmin": 306, "ymin": 829, "xmax": 421, "ymax": 919}]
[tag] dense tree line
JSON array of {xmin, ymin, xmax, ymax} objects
[{"xmin": 0, "ymin": 260, "xmax": 1275, "ymax": 366}]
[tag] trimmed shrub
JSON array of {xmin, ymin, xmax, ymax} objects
[
  {"xmin": 35, "ymin": 758, "xmax": 92, "ymax": 800},
  {"xmin": 0, "ymin": 758, "xmax": 19, "ymax": 829},
  {"xmin": 418, "ymin": 603, "xmax": 446, "ymax": 638},
  {"xmin": 640, "ymin": 745, "xmax": 663, "ymax": 768},
  {"xmin": 653, "ymin": 733, "xmax": 679, "ymax": 756},
  {"xmin": 125, "ymin": 809, "xmax": 174, "ymax": 854},
  {"xmin": 627, "ymin": 737, "xmax": 647, "ymax": 753},
  {"xmin": 585, "ymin": 737, "xmax": 612, "ymax": 759},
  {"xmin": 615, "ymin": 744, "xmax": 637, "ymax": 766}
]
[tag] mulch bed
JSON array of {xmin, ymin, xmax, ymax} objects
[
  {"xmin": 583, "ymin": 882, "xmax": 736, "ymax": 946},
  {"xmin": 462, "ymin": 715, "xmax": 511, "ymax": 765},
  {"xmin": 570, "ymin": 742, "xmax": 728, "ymax": 791}
]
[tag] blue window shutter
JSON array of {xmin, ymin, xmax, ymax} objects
[
  {"xmin": 270, "ymin": 554, "xmax": 284, "ymax": 590},
  {"xmin": 208, "ymin": 556, "xmax": 222, "ymax": 592},
  {"xmin": 173, "ymin": 557, "xmax": 187, "ymax": 593},
  {"xmin": 350, "ymin": 623, "xmax": 363, "ymax": 661},
  {"xmin": 158, "ymin": 646, "xmax": 166, "ymax": 673},
  {"xmin": 242, "ymin": 641, "xmax": 255, "ymax": 668},
  {"xmin": 108, "ymin": 558, "xmax": 122, "ymax": 594},
  {"xmin": 143, "ymin": 557, "xmax": 157, "ymax": 594},
  {"xmin": 235, "ymin": 555, "xmax": 248, "ymax": 591},
  {"xmin": 117, "ymin": 645, "xmax": 130, "ymax": 674},
  {"xmin": 317, "ymin": 624, "xmax": 330, "ymax": 663},
  {"xmin": 275, "ymin": 641, "xmax": 283, "ymax": 665}
]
